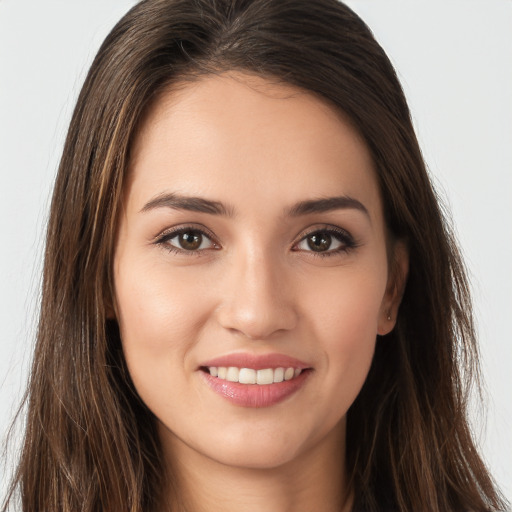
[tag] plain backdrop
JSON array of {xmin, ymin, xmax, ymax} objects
[{"xmin": 1, "ymin": 0, "xmax": 511, "ymax": 502}]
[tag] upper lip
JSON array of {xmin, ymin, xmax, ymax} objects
[{"xmin": 199, "ymin": 353, "xmax": 311, "ymax": 371}]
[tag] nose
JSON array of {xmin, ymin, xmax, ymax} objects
[{"xmin": 216, "ymin": 246, "xmax": 298, "ymax": 340}]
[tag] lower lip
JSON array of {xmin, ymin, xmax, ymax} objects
[{"xmin": 200, "ymin": 370, "xmax": 311, "ymax": 408}]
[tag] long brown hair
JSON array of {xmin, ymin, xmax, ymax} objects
[{"xmin": 3, "ymin": 0, "xmax": 508, "ymax": 510}]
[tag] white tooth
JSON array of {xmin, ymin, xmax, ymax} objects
[
  {"xmin": 294, "ymin": 368, "xmax": 302, "ymax": 378},
  {"xmin": 284, "ymin": 367, "xmax": 294, "ymax": 381},
  {"xmin": 273, "ymin": 367, "xmax": 284, "ymax": 383},
  {"xmin": 217, "ymin": 367, "xmax": 227, "ymax": 379},
  {"xmin": 239, "ymin": 368, "xmax": 256, "ymax": 384},
  {"xmin": 256, "ymin": 368, "xmax": 274, "ymax": 385},
  {"xmin": 209, "ymin": 367, "xmax": 218, "ymax": 377},
  {"xmin": 226, "ymin": 367, "xmax": 240, "ymax": 382}
]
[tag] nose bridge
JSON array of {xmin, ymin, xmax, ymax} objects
[{"xmin": 218, "ymin": 241, "xmax": 297, "ymax": 340}]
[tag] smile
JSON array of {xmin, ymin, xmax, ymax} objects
[
  {"xmin": 205, "ymin": 366, "xmax": 303, "ymax": 384},
  {"xmin": 198, "ymin": 354, "xmax": 312, "ymax": 408}
]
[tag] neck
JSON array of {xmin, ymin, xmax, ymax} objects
[{"xmin": 160, "ymin": 420, "xmax": 352, "ymax": 512}]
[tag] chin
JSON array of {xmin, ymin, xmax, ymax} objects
[
  {"xmin": 168, "ymin": 414, "xmax": 344, "ymax": 472},
  {"xmin": 205, "ymin": 436, "xmax": 306, "ymax": 470}
]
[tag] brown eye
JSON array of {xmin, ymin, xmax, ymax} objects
[
  {"xmin": 179, "ymin": 231, "xmax": 203, "ymax": 250},
  {"xmin": 165, "ymin": 229, "xmax": 215, "ymax": 251},
  {"xmin": 295, "ymin": 227, "xmax": 354, "ymax": 256},
  {"xmin": 307, "ymin": 232, "xmax": 332, "ymax": 252}
]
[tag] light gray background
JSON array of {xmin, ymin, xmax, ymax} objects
[{"xmin": 1, "ymin": 0, "xmax": 511, "ymax": 502}]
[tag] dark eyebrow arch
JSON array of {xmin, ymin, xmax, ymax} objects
[
  {"xmin": 141, "ymin": 192, "xmax": 368, "ymax": 220},
  {"xmin": 140, "ymin": 192, "xmax": 234, "ymax": 216},
  {"xmin": 286, "ymin": 196, "xmax": 370, "ymax": 218}
]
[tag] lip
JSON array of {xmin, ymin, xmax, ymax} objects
[
  {"xmin": 199, "ymin": 353, "xmax": 310, "ymax": 371},
  {"xmin": 198, "ymin": 352, "xmax": 312, "ymax": 408}
]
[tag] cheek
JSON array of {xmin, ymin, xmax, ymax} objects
[
  {"xmin": 307, "ymin": 260, "xmax": 386, "ymax": 336},
  {"xmin": 304, "ymin": 263, "xmax": 387, "ymax": 403},
  {"xmin": 113, "ymin": 257, "xmax": 214, "ymax": 394},
  {"xmin": 116, "ymin": 256, "xmax": 208, "ymax": 341}
]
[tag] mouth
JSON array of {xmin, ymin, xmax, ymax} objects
[
  {"xmin": 200, "ymin": 366, "xmax": 304, "ymax": 384},
  {"xmin": 198, "ymin": 353, "xmax": 312, "ymax": 408}
]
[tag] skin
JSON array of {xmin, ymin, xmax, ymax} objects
[{"xmin": 113, "ymin": 72, "xmax": 408, "ymax": 512}]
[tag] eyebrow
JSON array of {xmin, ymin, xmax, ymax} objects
[
  {"xmin": 141, "ymin": 192, "xmax": 234, "ymax": 216},
  {"xmin": 286, "ymin": 196, "xmax": 369, "ymax": 218},
  {"xmin": 140, "ymin": 192, "xmax": 369, "ymax": 219}
]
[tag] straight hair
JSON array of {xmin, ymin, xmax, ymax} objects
[{"xmin": 3, "ymin": 1, "xmax": 508, "ymax": 510}]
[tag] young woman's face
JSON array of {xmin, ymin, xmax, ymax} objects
[{"xmin": 113, "ymin": 72, "xmax": 404, "ymax": 470}]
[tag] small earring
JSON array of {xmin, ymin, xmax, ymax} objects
[{"xmin": 387, "ymin": 313, "xmax": 392, "ymax": 321}]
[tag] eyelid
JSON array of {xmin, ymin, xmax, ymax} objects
[
  {"xmin": 153, "ymin": 223, "xmax": 221, "ymax": 251},
  {"xmin": 291, "ymin": 224, "xmax": 357, "ymax": 254},
  {"xmin": 152, "ymin": 222, "xmax": 357, "ymax": 257}
]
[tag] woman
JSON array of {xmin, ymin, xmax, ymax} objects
[{"xmin": 2, "ymin": 0, "xmax": 508, "ymax": 511}]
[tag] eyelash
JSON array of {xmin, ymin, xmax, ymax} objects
[
  {"xmin": 154, "ymin": 225, "xmax": 219, "ymax": 257},
  {"xmin": 294, "ymin": 226, "xmax": 358, "ymax": 258},
  {"xmin": 153, "ymin": 224, "xmax": 358, "ymax": 258}
]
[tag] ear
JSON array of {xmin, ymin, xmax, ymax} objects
[{"xmin": 377, "ymin": 240, "xmax": 409, "ymax": 336}]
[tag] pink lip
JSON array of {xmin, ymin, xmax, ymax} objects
[
  {"xmin": 200, "ymin": 370, "xmax": 311, "ymax": 408},
  {"xmin": 198, "ymin": 352, "xmax": 312, "ymax": 408},
  {"xmin": 199, "ymin": 353, "xmax": 310, "ymax": 371}
]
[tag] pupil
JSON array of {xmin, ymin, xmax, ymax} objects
[
  {"xmin": 179, "ymin": 231, "xmax": 202, "ymax": 250},
  {"xmin": 308, "ymin": 232, "xmax": 331, "ymax": 252}
]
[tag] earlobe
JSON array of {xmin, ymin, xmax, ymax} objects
[{"xmin": 377, "ymin": 240, "xmax": 409, "ymax": 336}]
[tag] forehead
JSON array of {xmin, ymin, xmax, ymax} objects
[{"xmin": 127, "ymin": 71, "xmax": 382, "ymax": 221}]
